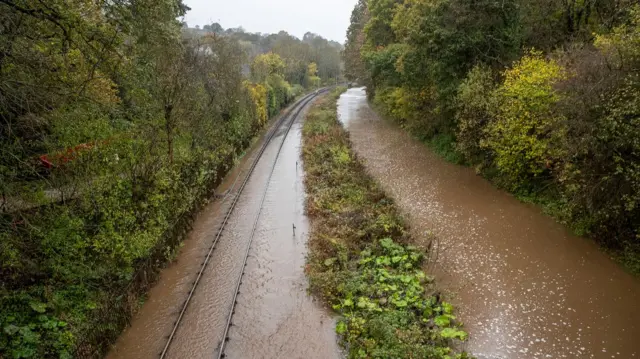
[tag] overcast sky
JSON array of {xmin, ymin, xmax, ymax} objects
[{"xmin": 183, "ymin": 0, "xmax": 358, "ymax": 43}]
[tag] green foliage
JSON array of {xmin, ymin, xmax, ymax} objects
[
  {"xmin": 251, "ymin": 52, "xmax": 286, "ymax": 83},
  {"xmin": 302, "ymin": 91, "xmax": 468, "ymax": 358},
  {"xmin": 306, "ymin": 62, "xmax": 321, "ymax": 89},
  {"xmin": 428, "ymin": 133, "xmax": 463, "ymax": 165},
  {"xmin": 344, "ymin": 0, "xmax": 370, "ymax": 84},
  {"xmin": 557, "ymin": 72, "xmax": 640, "ymax": 247},
  {"xmin": 219, "ymin": 28, "xmax": 343, "ymax": 86},
  {"xmin": 594, "ymin": 4, "xmax": 640, "ymax": 70},
  {"xmin": 390, "ymin": 0, "xmax": 521, "ymax": 105},
  {"xmin": 455, "ymin": 64, "xmax": 497, "ymax": 165},
  {"xmin": 364, "ymin": 0, "xmax": 401, "ymax": 48},
  {"xmin": 372, "ymin": 87, "xmax": 415, "ymax": 126},
  {"xmin": 483, "ymin": 52, "xmax": 568, "ymax": 189},
  {"xmin": 0, "ymin": 1, "xmax": 316, "ymax": 356},
  {"xmin": 362, "ymin": 43, "xmax": 407, "ymax": 90},
  {"xmin": 346, "ymin": 0, "xmax": 639, "ymax": 273},
  {"xmin": 251, "ymin": 53, "xmax": 295, "ymax": 117}
]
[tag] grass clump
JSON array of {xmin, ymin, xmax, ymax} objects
[{"xmin": 302, "ymin": 88, "xmax": 470, "ymax": 358}]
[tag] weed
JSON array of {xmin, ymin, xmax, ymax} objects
[
  {"xmin": 428, "ymin": 133, "xmax": 464, "ymax": 165},
  {"xmin": 302, "ymin": 88, "xmax": 469, "ymax": 358}
]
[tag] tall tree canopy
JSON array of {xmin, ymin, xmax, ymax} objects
[
  {"xmin": 345, "ymin": 0, "xmax": 640, "ymax": 272},
  {"xmin": 0, "ymin": 1, "xmax": 342, "ymax": 357}
]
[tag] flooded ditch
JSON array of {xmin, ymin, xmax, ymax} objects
[{"xmin": 337, "ymin": 87, "xmax": 640, "ymax": 359}]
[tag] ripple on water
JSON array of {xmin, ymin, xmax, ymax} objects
[{"xmin": 337, "ymin": 87, "xmax": 640, "ymax": 359}]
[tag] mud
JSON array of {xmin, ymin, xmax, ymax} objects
[
  {"xmin": 337, "ymin": 87, "xmax": 640, "ymax": 359},
  {"xmin": 108, "ymin": 99, "xmax": 338, "ymax": 359}
]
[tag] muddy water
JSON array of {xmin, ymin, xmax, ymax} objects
[
  {"xmin": 338, "ymin": 88, "xmax": 640, "ymax": 359},
  {"xmin": 107, "ymin": 142, "xmax": 261, "ymax": 359},
  {"xmin": 224, "ymin": 104, "xmax": 339, "ymax": 358},
  {"xmin": 108, "ymin": 101, "xmax": 338, "ymax": 358}
]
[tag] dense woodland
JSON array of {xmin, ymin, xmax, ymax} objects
[
  {"xmin": 190, "ymin": 25, "xmax": 344, "ymax": 87},
  {"xmin": 0, "ymin": 1, "xmax": 341, "ymax": 357},
  {"xmin": 345, "ymin": 0, "xmax": 640, "ymax": 272}
]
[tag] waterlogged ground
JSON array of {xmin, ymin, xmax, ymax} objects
[
  {"xmin": 337, "ymin": 88, "xmax": 640, "ymax": 359},
  {"xmin": 108, "ymin": 101, "xmax": 338, "ymax": 358}
]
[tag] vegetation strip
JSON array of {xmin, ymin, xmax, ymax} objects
[{"xmin": 302, "ymin": 89, "xmax": 469, "ymax": 358}]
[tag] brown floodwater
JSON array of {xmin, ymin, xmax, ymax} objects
[
  {"xmin": 337, "ymin": 88, "xmax": 640, "ymax": 359},
  {"xmin": 107, "ymin": 99, "xmax": 338, "ymax": 358},
  {"xmin": 223, "ymin": 103, "xmax": 340, "ymax": 359}
]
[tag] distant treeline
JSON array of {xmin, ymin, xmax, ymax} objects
[{"xmin": 188, "ymin": 23, "xmax": 343, "ymax": 86}]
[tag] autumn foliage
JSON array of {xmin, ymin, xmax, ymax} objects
[{"xmin": 345, "ymin": 0, "xmax": 640, "ymax": 273}]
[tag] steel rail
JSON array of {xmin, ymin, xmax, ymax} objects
[
  {"xmin": 159, "ymin": 91, "xmax": 319, "ymax": 359},
  {"xmin": 215, "ymin": 89, "xmax": 327, "ymax": 359}
]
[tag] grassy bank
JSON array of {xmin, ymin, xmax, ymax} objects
[{"xmin": 302, "ymin": 88, "xmax": 469, "ymax": 358}]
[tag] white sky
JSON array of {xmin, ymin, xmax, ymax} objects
[{"xmin": 182, "ymin": 0, "xmax": 358, "ymax": 43}]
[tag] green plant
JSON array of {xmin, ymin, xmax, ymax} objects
[
  {"xmin": 455, "ymin": 64, "xmax": 497, "ymax": 165},
  {"xmin": 302, "ymin": 90, "xmax": 468, "ymax": 358},
  {"xmin": 482, "ymin": 51, "xmax": 568, "ymax": 190}
]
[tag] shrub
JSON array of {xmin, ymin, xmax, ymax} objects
[
  {"xmin": 373, "ymin": 86, "xmax": 443, "ymax": 140},
  {"xmin": 556, "ymin": 73, "xmax": 640, "ymax": 245},
  {"xmin": 245, "ymin": 82, "xmax": 268, "ymax": 126},
  {"xmin": 266, "ymin": 74, "xmax": 293, "ymax": 117},
  {"xmin": 483, "ymin": 51, "xmax": 568, "ymax": 190},
  {"xmin": 290, "ymin": 84, "xmax": 305, "ymax": 98},
  {"xmin": 550, "ymin": 9, "xmax": 640, "ymax": 251},
  {"xmin": 455, "ymin": 64, "xmax": 497, "ymax": 166}
]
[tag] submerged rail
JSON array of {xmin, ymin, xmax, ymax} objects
[
  {"xmin": 216, "ymin": 89, "xmax": 327, "ymax": 358},
  {"xmin": 159, "ymin": 90, "xmax": 324, "ymax": 359}
]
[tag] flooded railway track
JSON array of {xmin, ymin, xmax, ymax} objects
[
  {"xmin": 109, "ymin": 90, "xmax": 338, "ymax": 359},
  {"xmin": 211, "ymin": 91, "xmax": 326, "ymax": 359},
  {"xmin": 160, "ymin": 91, "xmax": 324, "ymax": 358}
]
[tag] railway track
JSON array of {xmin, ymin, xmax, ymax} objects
[{"xmin": 159, "ymin": 89, "xmax": 326, "ymax": 359}]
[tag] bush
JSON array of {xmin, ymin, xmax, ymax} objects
[
  {"xmin": 556, "ymin": 73, "xmax": 640, "ymax": 244},
  {"xmin": 549, "ymin": 9, "xmax": 640, "ymax": 252},
  {"xmin": 483, "ymin": 51, "xmax": 568, "ymax": 190},
  {"xmin": 290, "ymin": 84, "xmax": 305, "ymax": 98},
  {"xmin": 266, "ymin": 74, "xmax": 293, "ymax": 117},
  {"xmin": 246, "ymin": 82, "xmax": 268, "ymax": 126},
  {"xmin": 373, "ymin": 86, "xmax": 444, "ymax": 140},
  {"xmin": 455, "ymin": 64, "xmax": 497, "ymax": 166}
]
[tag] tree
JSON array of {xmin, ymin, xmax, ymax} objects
[
  {"xmin": 306, "ymin": 62, "xmax": 321, "ymax": 88},
  {"xmin": 203, "ymin": 22, "xmax": 224, "ymax": 33},
  {"xmin": 251, "ymin": 52, "xmax": 286, "ymax": 83},
  {"xmin": 344, "ymin": 0, "xmax": 370, "ymax": 82},
  {"xmin": 483, "ymin": 52, "xmax": 568, "ymax": 187}
]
